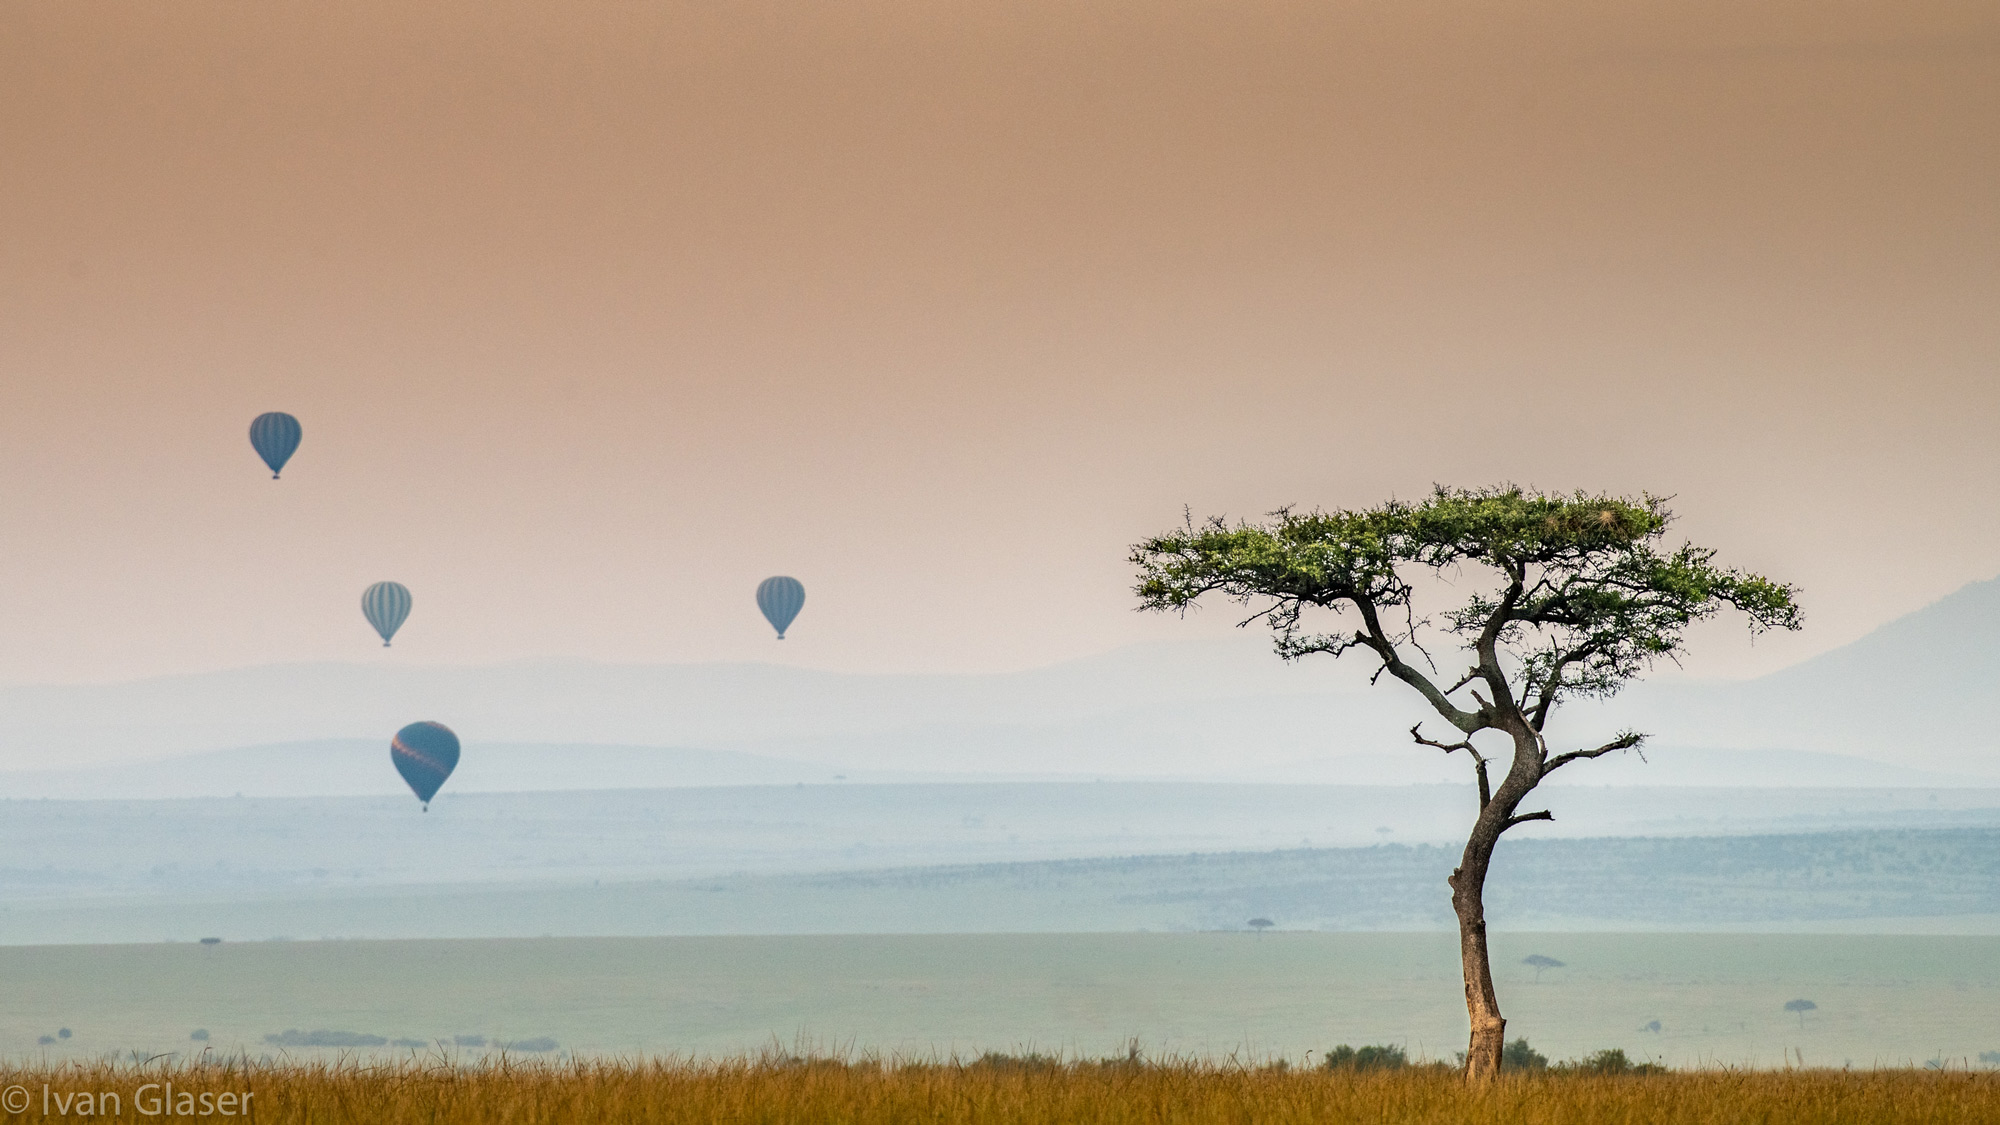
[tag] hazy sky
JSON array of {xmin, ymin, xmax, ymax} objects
[{"xmin": 3, "ymin": 0, "xmax": 1996, "ymax": 684}]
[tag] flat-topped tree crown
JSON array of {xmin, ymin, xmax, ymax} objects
[
  {"xmin": 1133, "ymin": 486, "xmax": 1799, "ymax": 743},
  {"xmin": 1130, "ymin": 484, "xmax": 1800, "ymax": 1082}
]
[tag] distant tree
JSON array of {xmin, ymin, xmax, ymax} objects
[
  {"xmin": 36, "ymin": 1036, "xmax": 54, "ymax": 1046},
  {"xmin": 1501, "ymin": 1038, "xmax": 1548, "ymax": 1070},
  {"xmin": 1643, "ymin": 1020, "xmax": 1662, "ymax": 1034},
  {"xmin": 1785, "ymin": 999, "xmax": 1817, "ymax": 1028},
  {"xmin": 1247, "ymin": 917, "xmax": 1275, "ymax": 934},
  {"xmin": 57, "ymin": 1028, "xmax": 70, "ymax": 1039},
  {"xmin": 1322, "ymin": 1044, "xmax": 1407, "ymax": 1071},
  {"xmin": 1522, "ymin": 954, "xmax": 1565, "ymax": 981},
  {"xmin": 1132, "ymin": 486, "xmax": 1800, "ymax": 1080},
  {"xmin": 189, "ymin": 1029, "xmax": 210, "ymax": 1042}
]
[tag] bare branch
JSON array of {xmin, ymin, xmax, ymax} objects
[
  {"xmin": 1411, "ymin": 724, "xmax": 1492, "ymax": 809},
  {"xmin": 1402, "ymin": 600, "xmax": 1439, "ymax": 673},
  {"xmin": 1409, "ymin": 724, "xmax": 1476, "ymax": 756},
  {"xmin": 1505, "ymin": 810, "xmax": 1554, "ymax": 829},
  {"xmin": 1546, "ymin": 731, "xmax": 1646, "ymax": 773}
]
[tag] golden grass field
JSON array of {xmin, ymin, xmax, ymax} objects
[{"xmin": 2, "ymin": 1058, "xmax": 1998, "ymax": 1124}]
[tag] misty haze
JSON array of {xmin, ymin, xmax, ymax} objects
[{"xmin": 3, "ymin": 0, "xmax": 1998, "ymax": 1121}]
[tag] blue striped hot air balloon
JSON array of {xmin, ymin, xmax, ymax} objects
[
  {"xmin": 248, "ymin": 412, "xmax": 302, "ymax": 478},
  {"xmin": 390, "ymin": 721, "xmax": 459, "ymax": 810},
  {"xmin": 756, "ymin": 576, "xmax": 806, "ymax": 639},
  {"xmin": 362, "ymin": 581, "xmax": 413, "ymax": 647}
]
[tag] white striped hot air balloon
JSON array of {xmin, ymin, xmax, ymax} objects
[
  {"xmin": 362, "ymin": 581, "xmax": 413, "ymax": 647},
  {"xmin": 248, "ymin": 412, "xmax": 302, "ymax": 478},
  {"xmin": 756, "ymin": 576, "xmax": 805, "ymax": 639}
]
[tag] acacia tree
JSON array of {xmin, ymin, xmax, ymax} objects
[{"xmin": 1130, "ymin": 486, "xmax": 1800, "ymax": 1080}]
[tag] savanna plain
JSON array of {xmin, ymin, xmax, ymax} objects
[{"xmin": 5, "ymin": 932, "xmax": 2000, "ymax": 1122}]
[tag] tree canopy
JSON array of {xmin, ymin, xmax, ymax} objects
[{"xmin": 1133, "ymin": 485, "xmax": 1800, "ymax": 756}]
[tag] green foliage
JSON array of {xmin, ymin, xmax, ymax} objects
[
  {"xmin": 1502, "ymin": 1038, "xmax": 1549, "ymax": 1070},
  {"xmin": 1322, "ymin": 1043, "xmax": 1407, "ymax": 1071},
  {"xmin": 1131, "ymin": 485, "xmax": 1801, "ymax": 729},
  {"xmin": 1559, "ymin": 1048, "xmax": 1667, "ymax": 1076},
  {"xmin": 971, "ymin": 1052, "xmax": 1063, "ymax": 1072},
  {"xmin": 266, "ymin": 1028, "xmax": 390, "ymax": 1047}
]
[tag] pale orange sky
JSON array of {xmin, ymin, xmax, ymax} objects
[{"xmin": 2, "ymin": 0, "xmax": 1996, "ymax": 683}]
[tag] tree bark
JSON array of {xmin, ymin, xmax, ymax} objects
[
  {"xmin": 1451, "ymin": 728, "xmax": 1538, "ymax": 1082},
  {"xmin": 1451, "ymin": 823, "xmax": 1507, "ymax": 1080}
]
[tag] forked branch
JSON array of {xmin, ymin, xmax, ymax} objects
[{"xmin": 1412, "ymin": 724, "xmax": 1493, "ymax": 809}]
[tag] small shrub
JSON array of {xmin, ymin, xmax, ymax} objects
[
  {"xmin": 1322, "ymin": 1044, "xmax": 1406, "ymax": 1071},
  {"xmin": 189, "ymin": 1029, "xmax": 209, "ymax": 1042},
  {"xmin": 972, "ymin": 1052, "xmax": 1062, "ymax": 1072},
  {"xmin": 1560, "ymin": 1048, "xmax": 1667, "ymax": 1076},
  {"xmin": 57, "ymin": 1029, "xmax": 71, "ymax": 1039}
]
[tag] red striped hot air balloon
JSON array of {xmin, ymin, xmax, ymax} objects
[{"xmin": 391, "ymin": 722, "xmax": 459, "ymax": 810}]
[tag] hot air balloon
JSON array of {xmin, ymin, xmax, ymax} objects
[
  {"xmin": 390, "ymin": 721, "xmax": 459, "ymax": 810},
  {"xmin": 756, "ymin": 576, "xmax": 805, "ymax": 639},
  {"xmin": 248, "ymin": 412, "xmax": 302, "ymax": 478},
  {"xmin": 362, "ymin": 581, "xmax": 413, "ymax": 646}
]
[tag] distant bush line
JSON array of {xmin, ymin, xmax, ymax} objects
[
  {"xmin": 1310, "ymin": 1040, "xmax": 1665, "ymax": 1076},
  {"xmin": 263, "ymin": 1030, "xmax": 557, "ymax": 1052}
]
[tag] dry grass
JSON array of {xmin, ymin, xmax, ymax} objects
[{"xmin": 4, "ymin": 1055, "xmax": 1997, "ymax": 1123}]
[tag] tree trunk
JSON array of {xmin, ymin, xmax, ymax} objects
[{"xmin": 1451, "ymin": 799, "xmax": 1511, "ymax": 1080}]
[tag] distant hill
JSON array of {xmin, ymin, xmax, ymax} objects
[
  {"xmin": 5, "ymin": 576, "xmax": 2000, "ymax": 787},
  {"xmin": 0, "ymin": 741, "xmax": 878, "ymax": 800},
  {"xmin": 0, "ymin": 637, "xmax": 1368, "ymax": 777},
  {"xmin": 1569, "ymin": 576, "xmax": 2000, "ymax": 778}
]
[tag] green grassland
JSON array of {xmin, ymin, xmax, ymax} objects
[{"xmin": 4, "ymin": 933, "xmax": 1996, "ymax": 1069}]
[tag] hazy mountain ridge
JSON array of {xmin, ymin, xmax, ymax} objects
[
  {"xmin": 1579, "ymin": 575, "xmax": 2000, "ymax": 775},
  {"xmin": 4, "ymin": 575, "xmax": 1999, "ymax": 788}
]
